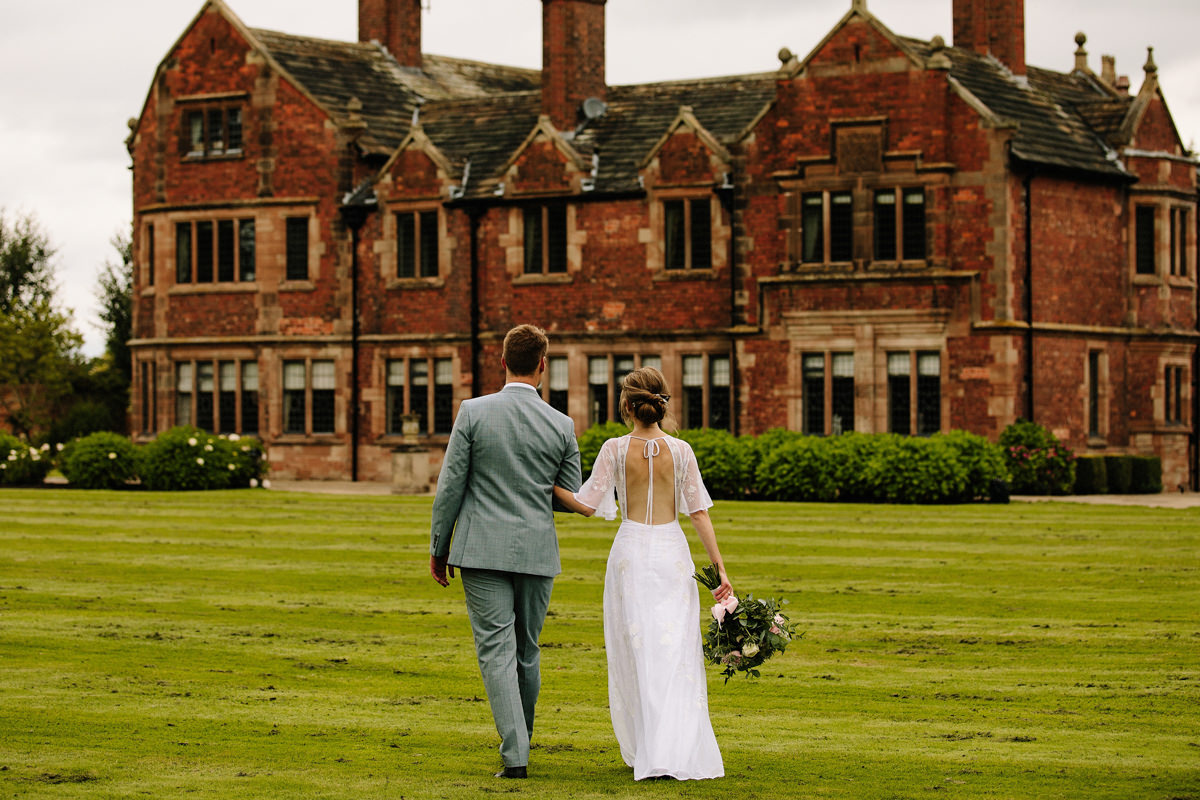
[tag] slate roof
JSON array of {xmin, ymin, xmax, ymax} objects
[
  {"xmin": 901, "ymin": 36, "xmax": 1131, "ymax": 178},
  {"xmin": 254, "ymin": 22, "xmax": 1136, "ymax": 203},
  {"xmin": 251, "ymin": 28, "xmax": 540, "ymax": 156}
]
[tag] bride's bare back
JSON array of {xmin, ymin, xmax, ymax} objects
[{"xmin": 623, "ymin": 436, "xmax": 677, "ymax": 525}]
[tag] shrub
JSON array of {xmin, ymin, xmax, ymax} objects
[
  {"xmin": 60, "ymin": 432, "xmax": 138, "ymax": 489},
  {"xmin": 675, "ymin": 428, "xmax": 753, "ymax": 499},
  {"xmin": 224, "ymin": 434, "xmax": 269, "ymax": 488},
  {"xmin": 1130, "ymin": 456, "xmax": 1163, "ymax": 494},
  {"xmin": 1103, "ymin": 455, "xmax": 1133, "ymax": 494},
  {"xmin": 935, "ymin": 430, "xmax": 1011, "ymax": 502},
  {"xmin": 744, "ymin": 428, "xmax": 805, "ymax": 498},
  {"xmin": 999, "ymin": 420, "xmax": 1075, "ymax": 495},
  {"xmin": 1073, "ymin": 455, "xmax": 1108, "ymax": 494},
  {"xmin": 0, "ymin": 433, "xmax": 54, "ymax": 486},
  {"xmin": 860, "ymin": 434, "xmax": 970, "ymax": 504},
  {"xmin": 139, "ymin": 427, "xmax": 236, "ymax": 491},
  {"xmin": 756, "ymin": 436, "xmax": 839, "ymax": 502},
  {"xmin": 577, "ymin": 421, "xmax": 630, "ymax": 477}
]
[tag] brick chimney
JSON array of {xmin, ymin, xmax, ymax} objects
[
  {"xmin": 953, "ymin": 0, "xmax": 1025, "ymax": 76},
  {"xmin": 360, "ymin": 0, "xmax": 421, "ymax": 68},
  {"xmin": 541, "ymin": 0, "xmax": 607, "ymax": 131}
]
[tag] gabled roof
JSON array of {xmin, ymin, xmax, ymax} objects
[
  {"xmin": 251, "ymin": 28, "xmax": 540, "ymax": 156},
  {"xmin": 901, "ymin": 37, "xmax": 1130, "ymax": 178}
]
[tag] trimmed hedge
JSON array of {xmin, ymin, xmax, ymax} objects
[
  {"xmin": 1130, "ymin": 456, "xmax": 1163, "ymax": 494},
  {"xmin": 139, "ymin": 427, "xmax": 268, "ymax": 491},
  {"xmin": 578, "ymin": 425, "xmax": 1010, "ymax": 504},
  {"xmin": 1073, "ymin": 455, "xmax": 1108, "ymax": 495},
  {"xmin": 1104, "ymin": 455, "xmax": 1134, "ymax": 494},
  {"xmin": 60, "ymin": 432, "xmax": 139, "ymax": 490}
]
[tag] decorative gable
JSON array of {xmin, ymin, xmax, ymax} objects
[
  {"xmin": 376, "ymin": 124, "xmax": 460, "ymax": 202},
  {"xmin": 639, "ymin": 106, "xmax": 732, "ymax": 189},
  {"xmin": 781, "ymin": 2, "xmax": 924, "ymax": 80},
  {"xmin": 500, "ymin": 116, "xmax": 592, "ymax": 197}
]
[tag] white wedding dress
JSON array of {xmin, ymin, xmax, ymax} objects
[{"xmin": 574, "ymin": 433, "xmax": 724, "ymax": 781}]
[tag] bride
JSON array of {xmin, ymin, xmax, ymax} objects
[{"xmin": 554, "ymin": 366, "xmax": 733, "ymax": 781}]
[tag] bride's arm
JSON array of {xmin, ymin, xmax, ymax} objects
[
  {"xmin": 554, "ymin": 484, "xmax": 596, "ymax": 517},
  {"xmin": 689, "ymin": 509, "xmax": 732, "ymax": 601}
]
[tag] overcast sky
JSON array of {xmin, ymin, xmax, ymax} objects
[{"xmin": 2, "ymin": 0, "xmax": 1197, "ymax": 355}]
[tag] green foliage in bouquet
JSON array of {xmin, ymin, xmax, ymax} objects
[
  {"xmin": 0, "ymin": 432, "xmax": 54, "ymax": 486},
  {"xmin": 694, "ymin": 564, "xmax": 799, "ymax": 683},
  {"xmin": 999, "ymin": 419, "xmax": 1075, "ymax": 495},
  {"xmin": 60, "ymin": 431, "xmax": 138, "ymax": 489}
]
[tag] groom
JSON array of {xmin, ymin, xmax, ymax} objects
[{"xmin": 429, "ymin": 324, "xmax": 582, "ymax": 779}]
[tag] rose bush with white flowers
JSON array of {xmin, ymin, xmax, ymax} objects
[
  {"xmin": 0, "ymin": 432, "xmax": 53, "ymax": 486},
  {"xmin": 138, "ymin": 426, "xmax": 266, "ymax": 491},
  {"xmin": 60, "ymin": 431, "xmax": 138, "ymax": 489}
]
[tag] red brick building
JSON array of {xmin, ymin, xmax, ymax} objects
[{"xmin": 128, "ymin": 0, "xmax": 1198, "ymax": 489}]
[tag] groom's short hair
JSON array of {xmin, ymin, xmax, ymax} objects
[{"xmin": 503, "ymin": 324, "xmax": 549, "ymax": 376}]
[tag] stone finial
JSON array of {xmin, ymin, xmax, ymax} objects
[
  {"xmin": 343, "ymin": 96, "xmax": 367, "ymax": 135},
  {"xmin": 127, "ymin": 117, "xmax": 138, "ymax": 131},
  {"xmin": 778, "ymin": 47, "xmax": 793, "ymax": 65},
  {"xmin": 1143, "ymin": 46, "xmax": 1157, "ymax": 76},
  {"xmin": 928, "ymin": 35, "xmax": 950, "ymax": 70},
  {"xmin": 1074, "ymin": 32, "xmax": 1088, "ymax": 71},
  {"xmin": 851, "ymin": 0, "xmax": 867, "ymax": 12}
]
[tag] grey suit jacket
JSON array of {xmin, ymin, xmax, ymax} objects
[{"xmin": 429, "ymin": 384, "xmax": 582, "ymax": 578}]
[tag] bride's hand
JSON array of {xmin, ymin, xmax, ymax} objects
[{"xmin": 711, "ymin": 569, "xmax": 733, "ymax": 602}]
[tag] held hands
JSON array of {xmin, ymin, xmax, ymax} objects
[{"xmin": 430, "ymin": 554, "xmax": 455, "ymax": 587}]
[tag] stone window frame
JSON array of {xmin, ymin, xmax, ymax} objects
[
  {"xmin": 381, "ymin": 202, "xmax": 447, "ymax": 289},
  {"xmin": 170, "ymin": 215, "xmax": 257, "ymax": 289},
  {"xmin": 1085, "ymin": 346, "xmax": 1110, "ymax": 445},
  {"xmin": 580, "ymin": 352, "xmax": 663, "ymax": 427},
  {"xmin": 144, "ymin": 222, "xmax": 156, "ymax": 289},
  {"xmin": 1164, "ymin": 361, "xmax": 1188, "ymax": 426},
  {"xmin": 677, "ymin": 352, "xmax": 733, "ymax": 431},
  {"xmin": 179, "ymin": 97, "xmax": 246, "ymax": 161},
  {"xmin": 278, "ymin": 355, "xmax": 339, "ymax": 440},
  {"xmin": 374, "ymin": 349, "xmax": 459, "ymax": 441},
  {"xmin": 884, "ymin": 349, "xmax": 943, "ymax": 437},
  {"xmin": 800, "ymin": 351, "xmax": 856, "ymax": 437},
  {"xmin": 170, "ymin": 355, "xmax": 260, "ymax": 436},
  {"xmin": 138, "ymin": 359, "xmax": 157, "ymax": 437},
  {"xmin": 1168, "ymin": 204, "xmax": 1193, "ymax": 282},
  {"xmin": 542, "ymin": 355, "xmax": 570, "ymax": 415},
  {"xmin": 501, "ymin": 203, "xmax": 583, "ymax": 286},
  {"xmin": 643, "ymin": 188, "xmax": 726, "ymax": 282}
]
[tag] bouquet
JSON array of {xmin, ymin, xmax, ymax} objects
[{"xmin": 694, "ymin": 564, "xmax": 799, "ymax": 683}]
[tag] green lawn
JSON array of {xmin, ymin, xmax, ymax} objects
[{"xmin": 1, "ymin": 489, "xmax": 1197, "ymax": 800}]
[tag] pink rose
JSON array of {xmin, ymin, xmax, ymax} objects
[{"xmin": 769, "ymin": 625, "xmax": 782, "ymax": 635}]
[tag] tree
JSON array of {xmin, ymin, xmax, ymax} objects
[
  {"xmin": 0, "ymin": 298, "xmax": 83, "ymax": 439},
  {"xmin": 0, "ymin": 209, "xmax": 57, "ymax": 314},
  {"xmin": 97, "ymin": 228, "xmax": 133, "ymax": 383}
]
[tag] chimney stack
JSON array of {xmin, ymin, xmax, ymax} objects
[
  {"xmin": 541, "ymin": 0, "xmax": 607, "ymax": 131},
  {"xmin": 360, "ymin": 0, "xmax": 422, "ymax": 68},
  {"xmin": 953, "ymin": 0, "xmax": 1026, "ymax": 76}
]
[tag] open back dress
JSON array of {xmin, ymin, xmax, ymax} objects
[{"xmin": 573, "ymin": 433, "xmax": 723, "ymax": 781}]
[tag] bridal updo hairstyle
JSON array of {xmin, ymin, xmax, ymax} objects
[
  {"xmin": 620, "ymin": 367, "xmax": 674, "ymax": 428},
  {"xmin": 502, "ymin": 324, "xmax": 549, "ymax": 376}
]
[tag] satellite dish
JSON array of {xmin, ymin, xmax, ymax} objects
[{"xmin": 582, "ymin": 97, "xmax": 607, "ymax": 120}]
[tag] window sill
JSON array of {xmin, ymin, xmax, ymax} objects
[
  {"xmin": 1086, "ymin": 436, "xmax": 1109, "ymax": 448},
  {"xmin": 652, "ymin": 268, "xmax": 718, "ymax": 282},
  {"xmin": 387, "ymin": 277, "xmax": 445, "ymax": 290},
  {"xmin": 1166, "ymin": 275, "xmax": 1195, "ymax": 289},
  {"xmin": 866, "ymin": 259, "xmax": 930, "ymax": 272},
  {"xmin": 168, "ymin": 283, "xmax": 258, "ymax": 295},
  {"xmin": 273, "ymin": 433, "xmax": 341, "ymax": 444},
  {"xmin": 182, "ymin": 151, "xmax": 245, "ymax": 162},
  {"xmin": 791, "ymin": 261, "xmax": 854, "ymax": 273},
  {"xmin": 513, "ymin": 273, "xmax": 573, "ymax": 286},
  {"xmin": 279, "ymin": 280, "xmax": 316, "ymax": 292},
  {"xmin": 1131, "ymin": 273, "xmax": 1160, "ymax": 286},
  {"xmin": 376, "ymin": 434, "xmax": 451, "ymax": 445}
]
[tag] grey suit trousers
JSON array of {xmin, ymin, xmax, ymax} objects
[{"xmin": 460, "ymin": 568, "xmax": 555, "ymax": 768}]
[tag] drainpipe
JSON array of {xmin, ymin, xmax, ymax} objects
[
  {"xmin": 342, "ymin": 204, "xmax": 369, "ymax": 481},
  {"xmin": 468, "ymin": 206, "xmax": 482, "ymax": 397},
  {"xmin": 717, "ymin": 173, "xmax": 738, "ymax": 435},
  {"xmin": 1023, "ymin": 170, "xmax": 1035, "ymax": 422}
]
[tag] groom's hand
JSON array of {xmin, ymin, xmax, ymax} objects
[{"xmin": 430, "ymin": 555, "xmax": 455, "ymax": 587}]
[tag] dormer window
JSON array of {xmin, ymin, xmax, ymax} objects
[{"xmin": 184, "ymin": 106, "xmax": 243, "ymax": 159}]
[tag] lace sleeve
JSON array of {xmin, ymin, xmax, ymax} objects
[
  {"xmin": 574, "ymin": 438, "xmax": 619, "ymax": 521},
  {"xmin": 677, "ymin": 441, "xmax": 714, "ymax": 516}
]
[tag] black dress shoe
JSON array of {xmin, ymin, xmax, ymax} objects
[{"xmin": 495, "ymin": 766, "xmax": 527, "ymax": 779}]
